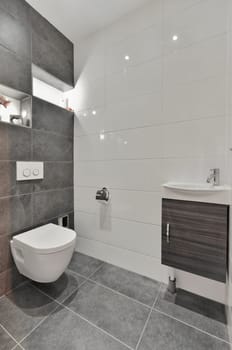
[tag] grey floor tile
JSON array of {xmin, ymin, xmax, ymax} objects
[
  {"xmin": 0, "ymin": 283, "xmax": 59, "ymax": 342},
  {"xmin": 138, "ymin": 311, "xmax": 231, "ymax": 350},
  {"xmin": 68, "ymin": 252, "xmax": 104, "ymax": 277},
  {"xmin": 21, "ymin": 306, "xmax": 129, "ymax": 350},
  {"xmin": 0, "ymin": 325, "xmax": 16, "ymax": 350},
  {"xmin": 92, "ymin": 263, "xmax": 161, "ymax": 306},
  {"xmin": 64, "ymin": 280, "xmax": 150, "ymax": 348},
  {"xmin": 155, "ymin": 284, "xmax": 229, "ymax": 342},
  {"xmin": 32, "ymin": 270, "xmax": 86, "ymax": 303}
]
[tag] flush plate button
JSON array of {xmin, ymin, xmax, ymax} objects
[
  {"xmin": 23, "ymin": 168, "xmax": 31, "ymax": 177},
  {"xmin": 33, "ymin": 169, "xmax": 39, "ymax": 176},
  {"xmin": 17, "ymin": 162, "xmax": 44, "ymax": 181}
]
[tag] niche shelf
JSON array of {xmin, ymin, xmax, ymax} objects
[{"xmin": 0, "ymin": 84, "xmax": 32, "ymax": 128}]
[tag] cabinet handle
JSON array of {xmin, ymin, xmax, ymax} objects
[{"xmin": 166, "ymin": 223, "xmax": 170, "ymax": 244}]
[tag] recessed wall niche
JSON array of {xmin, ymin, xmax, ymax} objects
[{"xmin": 0, "ymin": 84, "xmax": 32, "ymax": 128}]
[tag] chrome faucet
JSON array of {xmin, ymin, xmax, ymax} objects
[{"xmin": 206, "ymin": 168, "xmax": 220, "ymax": 186}]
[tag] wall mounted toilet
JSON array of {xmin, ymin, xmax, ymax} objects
[{"xmin": 10, "ymin": 223, "xmax": 76, "ymax": 283}]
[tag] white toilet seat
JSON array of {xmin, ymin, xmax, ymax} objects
[
  {"xmin": 11, "ymin": 223, "xmax": 76, "ymax": 283},
  {"xmin": 13, "ymin": 223, "xmax": 76, "ymax": 254}
]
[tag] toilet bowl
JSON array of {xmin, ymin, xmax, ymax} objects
[{"xmin": 10, "ymin": 223, "xmax": 76, "ymax": 283}]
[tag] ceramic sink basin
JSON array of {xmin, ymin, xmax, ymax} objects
[{"xmin": 162, "ymin": 182, "xmax": 230, "ymax": 192}]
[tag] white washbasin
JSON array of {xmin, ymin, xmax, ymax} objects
[{"xmin": 163, "ymin": 182, "xmax": 230, "ymax": 192}]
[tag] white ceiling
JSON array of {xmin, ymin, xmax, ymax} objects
[{"xmin": 26, "ymin": 0, "xmax": 150, "ymax": 43}]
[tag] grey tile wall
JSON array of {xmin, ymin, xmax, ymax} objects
[
  {"xmin": 0, "ymin": 0, "xmax": 30, "ymax": 23},
  {"xmin": 31, "ymin": 8, "xmax": 74, "ymax": 87},
  {"xmin": 33, "ymin": 188, "xmax": 74, "ymax": 225},
  {"xmin": 0, "ymin": 0, "xmax": 32, "ymax": 94},
  {"xmin": 0, "ymin": 99, "xmax": 74, "ymax": 296},
  {"xmin": 0, "ymin": 7, "xmax": 31, "ymax": 59},
  {"xmin": 32, "ymin": 130, "xmax": 73, "ymax": 162},
  {"xmin": 0, "ymin": 0, "xmax": 74, "ymax": 296},
  {"xmin": 0, "ymin": 45, "xmax": 32, "ymax": 94},
  {"xmin": 32, "ymin": 97, "xmax": 74, "ymax": 136}
]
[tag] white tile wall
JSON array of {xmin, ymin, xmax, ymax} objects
[
  {"xmin": 75, "ymin": 187, "xmax": 162, "ymax": 225},
  {"xmin": 163, "ymin": 0, "xmax": 228, "ymax": 53},
  {"xmin": 226, "ymin": 0, "xmax": 232, "ymax": 338},
  {"xmin": 73, "ymin": 0, "xmax": 229, "ymax": 303}
]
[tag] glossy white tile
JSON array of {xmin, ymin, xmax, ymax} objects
[
  {"xmin": 161, "ymin": 117, "xmax": 226, "ymax": 158},
  {"xmin": 76, "ymin": 235, "xmax": 166, "ymax": 282},
  {"xmin": 74, "ymin": 33, "xmax": 105, "ymax": 82},
  {"xmin": 164, "ymin": 34, "xmax": 227, "ymax": 85},
  {"xmin": 75, "ymin": 159, "xmax": 163, "ymax": 191},
  {"xmin": 105, "ymin": 23, "xmax": 162, "ymax": 75},
  {"xmin": 72, "ymin": 0, "xmax": 229, "ymax": 301},
  {"xmin": 106, "ymin": 58, "xmax": 162, "ymax": 105},
  {"xmin": 74, "ymin": 76, "xmax": 105, "ymax": 111},
  {"xmin": 74, "ymin": 155, "xmax": 227, "ymax": 192},
  {"xmin": 104, "ymin": 0, "xmax": 162, "ymax": 45},
  {"xmin": 163, "ymin": 0, "xmax": 228, "ymax": 54},
  {"xmin": 76, "ymin": 117, "xmax": 225, "ymax": 161},
  {"xmin": 75, "ymin": 187, "xmax": 162, "ymax": 225},
  {"xmin": 164, "ymin": 0, "xmax": 208, "ymax": 16},
  {"xmin": 75, "ymin": 92, "xmax": 163, "ymax": 136},
  {"xmin": 163, "ymin": 76, "xmax": 226, "ymax": 122},
  {"xmin": 76, "ymin": 211, "xmax": 161, "ymax": 258}
]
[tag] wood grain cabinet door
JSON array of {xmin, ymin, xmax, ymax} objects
[{"xmin": 162, "ymin": 199, "xmax": 229, "ymax": 283}]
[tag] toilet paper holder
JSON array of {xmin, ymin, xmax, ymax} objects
[{"xmin": 96, "ymin": 187, "xmax": 110, "ymax": 202}]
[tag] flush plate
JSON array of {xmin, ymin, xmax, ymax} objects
[{"xmin": 16, "ymin": 161, "xmax": 44, "ymax": 181}]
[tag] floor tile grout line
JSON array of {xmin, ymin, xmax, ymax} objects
[
  {"xmin": 11, "ymin": 282, "xmax": 63, "ymax": 345},
  {"xmin": 18, "ymin": 279, "xmax": 232, "ymax": 349},
  {"xmin": 0, "ymin": 282, "xmax": 36, "ymax": 349},
  {"xmin": 62, "ymin": 303, "xmax": 134, "ymax": 350},
  {"xmin": 135, "ymin": 283, "xmax": 162, "ymax": 350},
  {"xmin": 3, "ymin": 280, "xmax": 29, "ymax": 298},
  {"xmin": 32, "ymin": 272, "xmax": 89, "ymax": 306},
  {"xmin": 87, "ymin": 277, "xmax": 151, "ymax": 310},
  {"xmin": 5, "ymin": 260, "xmax": 230, "ymax": 348},
  {"xmin": 67, "ymin": 263, "xmax": 154, "ymax": 310},
  {"xmin": 18, "ymin": 302, "xmax": 61, "ymax": 346},
  {"xmin": 86, "ymin": 261, "xmax": 106, "ymax": 279},
  {"xmin": 29, "ymin": 261, "xmax": 105, "ymax": 309},
  {"xmin": 8, "ymin": 256, "xmax": 229, "ymax": 348},
  {"xmin": 153, "ymin": 309, "xmax": 232, "ymax": 346},
  {"xmin": 151, "ymin": 283, "xmax": 164, "ymax": 310},
  {"xmin": 31, "ymin": 266, "xmax": 156, "ymax": 348},
  {"xmin": 0, "ymin": 323, "xmax": 22, "ymax": 348},
  {"xmin": 11, "ymin": 343, "xmax": 24, "ymax": 350},
  {"xmin": 60, "ymin": 262, "xmax": 107, "ymax": 303},
  {"xmin": 67, "ymin": 261, "xmax": 106, "ymax": 281},
  {"xmin": 29, "ymin": 282, "xmax": 134, "ymax": 350}
]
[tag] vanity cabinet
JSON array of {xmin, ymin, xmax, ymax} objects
[{"xmin": 162, "ymin": 199, "xmax": 229, "ymax": 283}]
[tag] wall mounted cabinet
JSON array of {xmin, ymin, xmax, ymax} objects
[{"xmin": 162, "ymin": 198, "xmax": 229, "ymax": 283}]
